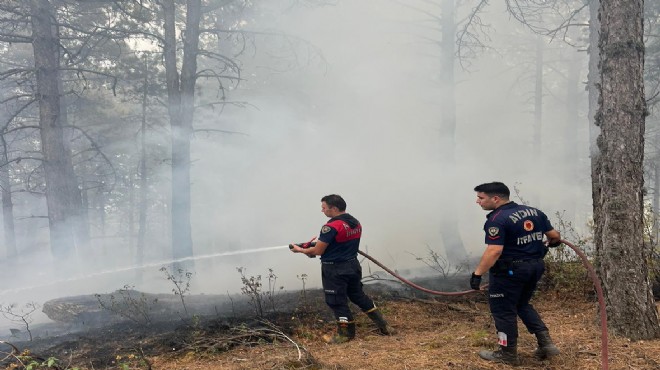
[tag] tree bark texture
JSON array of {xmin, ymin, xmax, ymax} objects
[
  {"xmin": 29, "ymin": 0, "xmax": 76, "ymax": 260},
  {"xmin": 595, "ymin": 0, "xmax": 660, "ymax": 339},
  {"xmin": 589, "ymin": 0, "xmax": 602, "ymax": 257},
  {"xmin": 654, "ymin": 161, "xmax": 660, "ymax": 243}
]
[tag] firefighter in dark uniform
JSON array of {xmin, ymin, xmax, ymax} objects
[
  {"xmin": 290, "ymin": 194, "xmax": 394, "ymax": 343},
  {"xmin": 469, "ymin": 182, "xmax": 561, "ymax": 365}
]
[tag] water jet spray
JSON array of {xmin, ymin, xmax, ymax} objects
[{"xmin": 0, "ymin": 244, "xmax": 290, "ymax": 297}]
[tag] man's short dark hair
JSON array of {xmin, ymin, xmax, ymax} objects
[
  {"xmin": 321, "ymin": 194, "xmax": 346, "ymax": 211},
  {"xmin": 474, "ymin": 182, "xmax": 510, "ymax": 198}
]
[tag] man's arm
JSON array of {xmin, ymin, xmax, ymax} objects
[
  {"xmin": 474, "ymin": 245, "xmax": 504, "ymax": 276},
  {"xmin": 545, "ymin": 229, "xmax": 561, "ymax": 247}
]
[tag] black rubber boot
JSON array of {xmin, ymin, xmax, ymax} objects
[
  {"xmin": 323, "ymin": 320, "xmax": 356, "ymax": 344},
  {"xmin": 534, "ymin": 330, "xmax": 560, "ymax": 359},
  {"xmin": 366, "ymin": 308, "xmax": 396, "ymax": 335},
  {"xmin": 478, "ymin": 345, "xmax": 521, "ymax": 366}
]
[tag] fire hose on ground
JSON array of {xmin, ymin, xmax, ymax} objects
[{"xmin": 356, "ymin": 239, "xmax": 609, "ymax": 370}]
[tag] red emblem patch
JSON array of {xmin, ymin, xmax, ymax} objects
[{"xmin": 523, "ymin": 220, "xmax": 534, "ymax": 231}]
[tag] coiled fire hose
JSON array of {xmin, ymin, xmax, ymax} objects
[{"xmin": 358, "ymin": 239, "xmax": 609, "ymax": 370}]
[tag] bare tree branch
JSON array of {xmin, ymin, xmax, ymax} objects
[{"xmin": 456, "ymin": 0, "xmax": 491, "ymax": 68}]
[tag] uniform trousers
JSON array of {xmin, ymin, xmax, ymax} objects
[
  {"xmin": 488, "ymin": 258, "xmax": 549, "ymax": 347},
  {"xmin": 321, "ymin": 258, "xmax": 374, "ymax": 320}
]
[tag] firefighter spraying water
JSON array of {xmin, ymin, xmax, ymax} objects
[{"xmin": 289, "ymin": 194, "xmax": 394, "ymax": 343}]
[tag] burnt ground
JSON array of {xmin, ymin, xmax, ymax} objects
[{"xmin": 2, "ymin": 276, "xmax": 660, "ymax": 370}]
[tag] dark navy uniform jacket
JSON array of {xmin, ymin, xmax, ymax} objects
[
  {"xmin": 317, "ymin": 213, "xmax": 361, "ymax": 262},
  {"xmin": 483, "ymin": 202, "xmax": 554, "ymax": 260}
]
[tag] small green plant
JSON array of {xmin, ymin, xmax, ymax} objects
[
  {"xmin": 184, "ymin": 314, "xmax": 206, "ymax": 354},
  {"xmin": 14, "ymin": 351, "xmax": 80, "ymax": 370},
  {"xmin": 236, "ymin": 267, "xmax": 283, "ymax": 316},
  {"xmin": 95, "ymin": 285, "xmax": 157, "ymax": 325},
  {"xmin": 265, "ymin": 268, "xmax": 284, "ymax": 313},
  {"xmin": 24, "ymin": 357, "xmax": 71, "ymax": 370},
  {"xmin": 0, "ymin": 302, "xmax": 39, "ymax": 341},
  {"xmin": 160, "ymin": 266, "xmax": 193, "ymax": 316},
  {"xmin": 237, "ymin": 267, "xmax": 264, "ymax": 316},
  {"xmin": 297, "ymin": 273, "xmax": 309, "ymax": 307},
  {"xmin": 114, "ymin": 347, "xmax": 152, "ymax": 370}
]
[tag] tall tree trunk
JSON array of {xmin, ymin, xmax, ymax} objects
[
  {"xmin": 563, "ymin": 48, "xmax": 581, "ymax": 221},
  {"xmin": 128, "ymin": 171, "xmax": 135, "ymax": 259},
  {"xmin": 29, "ymin": 0, "xmax": 75, "ymax": 261},
  {"xmin": 58, "ymin": 77, "xmax": 90, "ymax": 257},
  {"xmin": 588, "ymin": 0, "xmax": 602, "ymax": 251},
  {"xmin": 163, "ymin": 0, "xmax": 200, "ymax": 268},
  {"xmin": 162, "ymin": 0, "xmax": 179, "ymax": 264},
  {"xmin": 98, "ymin": 191, "xmax": 106, "ymax": 254},
  {"xmin": 439, "ymin": 0, "xmax": 466, "ymax": 262},
  {"xmin": 0, "ymin": 135, "xmax": 16, "ymax": 258},
  {"xmin": 595, "ymin": 0, "xmax": 660, "ymax": 339},
  {"xmin": 654, "ymin": 160, "xmax": 660, "ymax": 244},
  {"xmin": 136, "ymin": 58, "xmax": 149, "ymax": 275}
]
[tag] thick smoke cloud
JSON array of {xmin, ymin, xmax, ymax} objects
[{"xmin": 0, "ymin": 0, "xmax": 592, "ymax": 332}]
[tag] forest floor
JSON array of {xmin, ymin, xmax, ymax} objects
[{"xmin": 7, "ymin": 288, "xmax": 660, "ymax": 370}]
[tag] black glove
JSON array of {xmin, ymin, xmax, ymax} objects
[
  {"xmin": 470, "ymin": 273, "xmax": 482, "ymax": 290},
  {"xmin": 547, "ymin": 240, "xmax": 562, "ymax": 248}
]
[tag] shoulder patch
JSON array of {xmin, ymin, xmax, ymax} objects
[
  {"xmin": 321, "ymin": 225, "xmax": 332, "ymax": 234},
  {"xmin": 488, "ymin": 227, "xmax": 500, "ymax": 237}
]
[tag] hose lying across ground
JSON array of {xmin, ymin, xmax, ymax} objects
[{"xmin": 358, "ymin": 239, "xmax": 609, "ymax": 370}]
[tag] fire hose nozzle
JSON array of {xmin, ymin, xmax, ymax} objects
[{"xmin": 289, "ymin": 241, "xmax": 317, "ymax": 258}]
